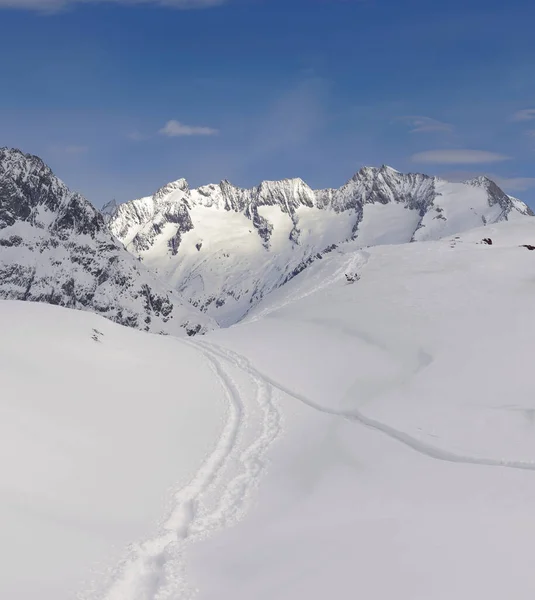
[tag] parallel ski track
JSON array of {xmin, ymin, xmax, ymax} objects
[
  {"xmin": 93, "ymin": 338, "xmax": 281, "ymax": 600},
  {"xmin": 94, "ymin": 322, "xmax": 535, "ymax": 600}
]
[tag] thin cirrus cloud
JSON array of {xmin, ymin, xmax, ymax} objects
[
  {"xmin": 64, "ymin": 145, "xmax": 89, "ymax": 154},
  {"xmin": 492, "ymin": 176, "xmax": 535, "ymax": 192},
  {"xmin": 510, "ymin": 108, "xmax": 535, "ymax": 122},
  {"xmin": 159, "ymin": 120, "xmax": 219, "ymax": 137},
  {"xmin": 440, "ymin": 172, "xmax": 535, "ymax": 193},
  {"xmin": 411, "ymin": 149, "xmax": 511, "ymax": 165},
  {"xmin": 0, "ymin": 0, "xmax": 225, "ymax": 11},
  {"xmin": 400, "ymin": 115, "xmax": 453, "ymax": 133},
  {"xmin": 49, "ymin": 144, "xmax": 89, "ymax": 155}
]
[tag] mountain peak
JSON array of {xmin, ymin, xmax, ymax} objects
[
  {"xmin": 153, "ymin": 178, "xmax": 189, "ymax": 203},
  {"xmin": 1, "ymin": 146, "xmax": 42, "ymax": 164},
  {"xmin": 109, "ymin": 166, "xmax": 532, "ymax": 325},
  {"xmin": 465, "ymin": 175, "xmax": 494, "ymax": 187},
  {"xmin": 0, "ymin": 150, "xmax": 214, "ymax": 336},
  {"xmin": 379, "ymin": 164, "xmax": 401, "ymax": 174},
  {"xmin": 0, "ymin": 146, "xmax": 103, "ymax": 236},
  {"xmin": 257, "ymin": 177, "xmax": 310, "ymax": 193},
  {"xmin": 101, "ymin": 198, "xmax": 118, "ymax": 222},
  {"xmin": 351, "ymin": 165, "xmax": 403, "ymax": 182},
  {"xmin": 1, "ymin": 146, "xmax": 52, "ymax": 186}
]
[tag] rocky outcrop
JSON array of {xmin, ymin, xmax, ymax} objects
[{"xmin": 0, "ymin": 148, "xmax": 215, "ymax": 336}]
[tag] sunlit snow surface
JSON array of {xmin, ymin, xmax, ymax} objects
[
  {"xmin": 189, "ymin": 219, "xmax": 535, "ymax": 600},
  {"xmin": 3, "ymin": 218, "xmax": 535, "ymax": 599},
  {"xmin": 109, "ymin": 169, "xmax": 532, "ymax": 326}
]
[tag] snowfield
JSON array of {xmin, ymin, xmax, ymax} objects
[
  {"xmin": 0, "ymin": 302, "xmax": 280, "ymax": 600},
  {"xmin": 2, "ymin": 218, "xmax": 535, "ymax": 599},
  {"xmin": 187, "ymin": 219, "xmax": 535, "ymax": 600}
]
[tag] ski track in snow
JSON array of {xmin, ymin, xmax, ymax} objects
[
  {"xmin": 191, "ymin": 339, "xmax": 282, "ymax": 535},
  {"xmin": 237, "ymin": 358, "xmax": 535, "ymax": 473},
  {"xmin": 245, "ymin": 249, "xmax": 370, "ymax": 323},
  {"xmin": 91, "ymin": 339, "xmax": 281, "ymax": 600},
  {"xmin": 89, "ymin": 293, "xmax": 534, "ymax": 600}
]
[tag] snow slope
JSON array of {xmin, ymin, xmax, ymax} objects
[
  {"xmin": 4, "ymin": 167, "xmax": 535, "ymax": 600},
  {"xmin": 109, "ymin": 167, "xmax": 532, "ymax": 325},
  {"xmin": 183, "ymin": 218, "xmax": 535, "ymax": 600},
  {"xmin": 0, "ymin": 148, "xmax": 214, "ymax": 336},
  {"xmin": 0, "ymin": 301, "xmax": 280, "ymax": 600}
]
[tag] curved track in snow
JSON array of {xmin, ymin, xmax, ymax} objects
[
  {"xmin": 94, "ymin": 339, "xmax": 281, "ymax": 600},
  {"xmin": 227, "ymin": 352, "xmax": 535, "ymax": 473},
  {"xmin": 94, "ymin": 321, "xmax": 535, "ymax": 600}
]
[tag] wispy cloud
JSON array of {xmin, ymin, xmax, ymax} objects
[
  {"xmin": 0, "ymin": 0, "xmax": 225, "ymax": 12},
  {"xmin": 159, "ymin": 120, "xmax": 219, "ymax": 137},
  {"xmin": 526, "ymin": 129, "xmax": 535, "ymax": 137},
  {"xmin": 491, "ymin": 176, "xmax": 535, "ymax": 192},
  {"xmin": 438, "ymin": 171, "xmax": 535, "ymax": 193},
  {"xmin": 510, "ymin": 108, "xmax": 535, "ymax": 122},
  {"xmin": 399, "ymin": 115, "xmax": 453, "ymax": 133},
  {"xmin": 411, "ymin": 149, "xmax": 511, "ymax": 165},
  {"xmin": 250, "ymin": 77, "xmax": 329, "ymax": 157},
  {"xmin": 49, "ymin": 144, "xmax": 89, "ymax": 155}
]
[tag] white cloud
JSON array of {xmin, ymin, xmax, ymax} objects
[
  {"xmin": 0, "ymin": 0, "xmax": 225, "ymax": 11},
  {"xmin": 159, "ymin": 119, "xmax": 219, "ymax": 137},
  {"xmin": 411, "ymin": 149, "xmax": 511, "ymax": 165},
  {"xmin": 510, "ymin": 108, "xmax": 535, "ymax": 122},
  {"xmin": 400, "ymin": 116, "xmax": 453, "ymax": 133}
]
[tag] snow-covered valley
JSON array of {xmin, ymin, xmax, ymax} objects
[
  {"xmin": 108, "ymin": 167, "xmax": 532, "ymax": 326},
  {"xmin": 2, "ymin": 149, "xmax": 535, "ymax": 599}
]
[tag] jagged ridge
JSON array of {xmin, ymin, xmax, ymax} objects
[
  {"xmin": 108, "ymin": 165, "xmax": 533, "ymax": 327},
  {"xmin": 0, "ymin": 148, "xmax": 215, "ymax": 336}
]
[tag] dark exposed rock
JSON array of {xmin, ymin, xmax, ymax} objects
[
  {"xmin": 0, "ymin": 148, "xmax": 214, "ymax": 336},
  {"xmin": 101, "ymin": 198, "xmax": 118, "ymax": 223}
]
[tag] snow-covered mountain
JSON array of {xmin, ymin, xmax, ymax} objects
[
  {"xmin": 109, "ymin": 166, "xmax": 533, "ymax": 325},
  {"xmin": 0, "ymin": 148, "xmax": 215, "ymax": 336},
  {"xmin": 4, "ymin": 218, "xmax": 535, "ymax": 600}
]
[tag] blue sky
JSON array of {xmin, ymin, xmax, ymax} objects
[{"xmin": 1, "ymin": 0, "xmax": 534, "ymax": 208}]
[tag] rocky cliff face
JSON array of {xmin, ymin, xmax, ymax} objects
[
  {"xmin": 0, "ymin": 148, "xmax": 215, "ymax": 336},
  {"xmin": 108, "ymin": 166, "xmax": 533, "ymax": 326}
]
